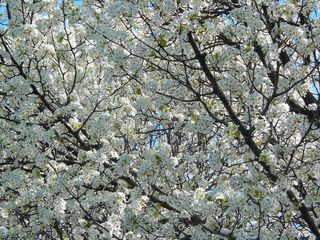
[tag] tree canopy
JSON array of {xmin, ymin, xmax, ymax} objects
[{"xmin": 0, "ymin": 0, "xmax": 320, "ymax": 239}]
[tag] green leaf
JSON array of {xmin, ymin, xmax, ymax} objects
[
  {"xmin": 215, "ymin": 196, "xmax": 228, "ymax": 205},
  {"xmin": 113, "ymin": 123, "xmax": 121, "ymax": 130},
  {"xmin": 285, "ymin": 212, "xmax": 292, "ymax": 219},
  {"xmin": 213, "ymin": 52, "xmax": 221, "ymax": 62},
  {"xmin": 15, "ymin": 37, "xmax": 21, "ymax": 46},
  {"xmin": 243, "ymin": 46, "xmax": 251, "ymax": 53},
  {"xmin": 197, "ymin": 26, "xmax": 208, "ymax": 33},
  {"xmin": 159, "ymin": 35, "xmax": 167, "ymax": 47},
  {"xmin": 260, "ymin": 154, "xmax": 269, "ymax": 163},
  {"xmin": 155, "ymin": 154, "xmax": 161, "ymax": 161},
  {"xmin": 72, "ymin": 122, "xmax": 82, "ymax": 130},
  {"xmin": 57, "ymin": 35, "xmax": 64, "ymax": 42},
  {"xmin": 191, "ymin": 79, "xmax": 198, "ymax": 86},
  {"xmin": 226, "ymin": 130, "xmax": 232, "ymax": 138},
  {"xmin": 164, "ymin": 16, "xmax": 171, "ymax": 23},
  {"xmin": 34, "ymin": 169, "xmax": 41, "ymax": 178},
  {"xmin": 84, "ymin": 222, "xmax": 89, "ymax": 230},
  {"xmin": 179, "ymin": 23, "xmax": 187, "ymax": 31},
  {"xmin": 219, "ymin": 157, "xmax": 226, "ymax": 165},
  {"xmin": 188, "ymin": 13, "xmax": 198, "ymax": 21},
  {"xmin": 153, "ymin": 204, "xmax": 162, "ymax": 219},
  {"xmin": 235, "ymin": 130, "xmax": 241, "ymax": 139},
  {"xmin": 205, "ymin": 193, "xmax": 213, "ymax": 202},
  {"xmin": 95, "ymin": 13, "xmax": 100, "ymax": 21},
  {"xmin": 253, "ymin": 189, "xmax": 262, "ymax": 200},
  {"xmin": 71, "ymin": 8, "xmax": 79, "ymax": 17},
  {"xmin": 149, "ymin": 52, "xmax": 157, "ymax": 58},
  {"xmin": 255, "ymin": 139, "xmax": 262, "ymax": 146},
  {"xmin": 191, "ymin": 114, "xmax": 199, "ymax": 123},
  {"xmin": 153, "ymin": 210, "xmax": 160, "ymax": 219},
  {"xmin": 226, "ymin": 125, "xmax": 240, "ymax": 139},
  {"xmin": 135, "ymin": 88, "xmax": 142, "ymax": 95}
]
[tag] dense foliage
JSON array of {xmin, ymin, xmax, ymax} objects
[{"xmin": 0, "ymin": 0, "xmax": 320, "ymax": 239}]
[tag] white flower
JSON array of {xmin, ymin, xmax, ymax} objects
[
  {"xmin": 54, "ymin": 197, "xmax": 66, "ymax": 216},
  {"xmin": 42, "ymin": 44, "xmax": 55, "ymax": 55},
  {"xmin": 0, "ymin": 208, "xmax": 9, "ymax": 219},
  {"xmin": 0, "ymin": 227, "xmax": 8, "ymax": 238}
]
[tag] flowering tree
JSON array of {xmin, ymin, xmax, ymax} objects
[{"xmin": 0, "ymin": 0, "xmax": 320, "ymax": 239}]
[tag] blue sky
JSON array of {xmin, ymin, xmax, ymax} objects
[
  {"xmin": 0, "ymin": 0, "xmax": 318, "ymax": 23},
  {"xmin": 0, "ymin": 4, "xmax": 8, "ymax": 27},
  {"xmin": 0, "ymin": 0, "xmax": 318, "ymax": 94},
  {"xmin": 74, "ymin": 0, "xmax": 83, "ymax": 7},
  {"xmin": 58, "ymin": 0, "xmax": 83, "ymax": 7},
  {"xmin": 0, "ymin": 0, "xmax": 83, "ymax": 27}
]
